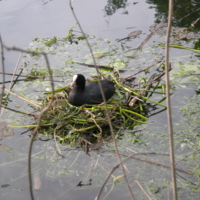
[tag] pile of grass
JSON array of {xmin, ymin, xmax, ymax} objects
[{"xmin": 38, "ymin": 74, "xmax": 166, "ymax": 148}]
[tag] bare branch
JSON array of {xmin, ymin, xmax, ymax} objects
[
  {"xmin": 0, "ymin": 34, "xmax": 5, "ymax": 114},
  {"xmin": 165, "ymin": 0, "xmax": 178, "ymax": 199},
  {"xmin": 2, "ymin": 45, "xmax": 55, "ymax": 200},
  {"xmin": 9, "ymin": 53, "xmax": 23, "ymax": 90},
  {"xmin": 69, "ymin": 1, "xmax": 135, "ymax": 199},
  {"xmin": 27, "ymin": 53, "xmax": 54, "ymax": 200},
  {"xmin": 0, "ymin": 71, "xmax": 63, "ymax": 78},
  {"xmin": 135, "ymin": 180, "xmax": 152, "ymax": 200},
  {"xmin": 0, "ymin": 86, "xmax": 41, "ymax": 108},
  {"xmin": 95, "ymin": 152, "xmax": 156, "ymax": 200},
  {"xmin": 125, "ymin": 19, "xmax": 167, "ymax": 63}
]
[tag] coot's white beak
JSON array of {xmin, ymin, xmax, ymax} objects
[
  {"xmin": 70, "ymin": 75, "xmax": 78, "ymax": 88},
  {"xmin": 70, "ymin": 81, "xmax": 75, "ymax": 88}
]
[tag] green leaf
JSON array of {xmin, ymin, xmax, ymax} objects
[
  {"xmin": 161, "ymin": 44, "xmax": 200, "ymax": 52},
  {"xmin": 44, "ymin": 36, "xmax": 57, "ymax": 46}
]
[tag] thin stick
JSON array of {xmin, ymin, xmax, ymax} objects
[
  {"xmin": 0, "ymin": 35, "xmax": 5, "ymax": 114},
  {"xmin": 27, "ymin": 53, "xmax": 54, "ymax": 200},
  {"xmin": 135, "ymin": 180, "xmax": 152, "ymax": 200},
  {"xmin": 176, "ymin": 8, "xmax": 200, "ymax": 23},
  {"xmin": 124, "ymin": 61, "xmax": 162, "ymax": 81},
  {"xmin": 0, "ymin": 71, "xmax": 63, "ymax": 78},
  {"xmin": 116, "ymin": 151, "xmax": 194, "ymax": 175},
  {"xmin": 0, "ymin": 53, "xmax": 23, "ymax": 117},
  {"xmin": 126, "ymin": 19, "xmax": 167, "ymax": 63},
  {"xmin": 10, "ymin": 69, "xmax": 23, "ymax": 90},
  {"xmin": 69, "ymin": 1, "xmax": 135, "ymax": 199},
  {"xmin": 95, "ymin": 152, "xmax": 156, "ymax": 200},
  {"xmin": 175, "ymin": 149, "xmax": 200, "ymax": 167},
  {"xmin": 3, "ymin": 45, "xmax": 55, "ymax": 200},
  {"xmin": 165, "ymin": 1, "xmax": 178, "ymax": 198},
  {"xmin": 9, "ymin": 53, "xmax": 22, "ymax": 90},
  {"xmin": 54, "ymin": 128, "xmax": 63, "ymax": 156},
  {"xmin": 0, "ymin": 86, "xmax": 41, "ymax": 108}
]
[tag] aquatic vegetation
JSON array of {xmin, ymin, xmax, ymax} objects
[{"xmin": 38, "ymin": 72, "xmax": 166, "ymax": 148}]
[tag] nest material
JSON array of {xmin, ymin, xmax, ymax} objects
[{"xmin": 39, "ymin": 74, "xmax": 164, "ymax": 148}]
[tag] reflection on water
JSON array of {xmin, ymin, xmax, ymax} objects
[
  {"xmin": 104, "ymin": 0, "xmax": 128, "ymax": 15},
  {"xmin": 147, "ymin": 0, "xmax": 200, "ymax": 30}
]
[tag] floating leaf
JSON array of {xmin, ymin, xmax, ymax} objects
[
  {"xmin": 0, "ymin": 144, "xmax": 12, "ymax": 152},
  {"xmin": 1, "ymin": 184, "xmax": 10, "ymax": 188},
  {"xmin": 113, "ymin": 175, "xmax": 124, "ymax": 183},
  {"xmin": 128, "ymin": 30, "xmax": 142, "ymax": 38},
  {"xmin": 65, "ymin": 59, "xmax": 74, "ymax": 64},
  {"xmin": 2, "ymin": 127, "xmax": 14, "ymax": 137}
]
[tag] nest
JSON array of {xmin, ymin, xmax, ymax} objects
[{"xmin": 38, "ymin": 73, "xmax": 167, "ymax": 150}]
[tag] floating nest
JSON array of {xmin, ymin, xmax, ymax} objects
[{"xmin": 38, "ymin": 72, "xmax": 167, "ymax": 149}]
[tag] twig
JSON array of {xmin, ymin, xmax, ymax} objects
[
  {"xmin": 126, "ymin": 19, "xmax": 167, "ymax": 63},
  {"xmin": 0, "ymin": 86, "xmax": 41, "ymax": 108},
  {"xmin": 95, "ymin": 152, "xmax": 156, "ymax": 200},
  {"xmin": 124, "ymin": 60, "xmax": 162, "ymax": 81},
  {"xmin": 84, "ymin": 157, "xmax": 94, "ymax": 184},
  {"xmin": 128, "ymin": 73, "xmax": 157, "ymax": 107},
  {"xmin": 0, "ymin": 71, "xmax": 63, "ymax": 78},
  {"xmin": 54, "ymin": 128, "xmax": 64, "ymax": 157},
  {"xmin": 135, "ymin": 180, "xmax": 152, "ymax": 200},
  {"xmin": 69, "ymin": 1, "xmax": 135, "ymax": 199},
  {"xmin": 109, "ymin": 150, "xmax": 196, "ymax": 176},
  {"xmin": 175, "ymin": 8, "xmax": 200, "ymax": 24},
  {"xmin": 74, "ymin": 61, "xmax": 125, "ymax": 71},
  {"xmin": 27, "ymin": 53, "xmax": 54, "ymax": 200},
  {"xmin": 0, "ymin": 79, "xmax": 26, "ymax": 84},
  {"xmin": 9, "ymin": 53, "xmax": 23, "ymax": 90},
  {"xmin": 3, "ymin": 45, "xmax": 55, "ymax": 200},
  {"xmin": 10, "ymin": 69, "xmax": 23, "ymax": 90},
  {"xmin": 165, "ymin": 0, "xmax": 178, "ymax": 199},
  {"xmin": 0, "ymin": 53, "xmax": 23, "ymax": 117},
  {"xmin": 176, "ymin": 172, "xmax": 197, "ymax": 186},
  {"xmin": 173, "ymin": 17, "xmax": 200, "ymax": 41},
  {"xmin": 0, "ymin": 34, "xmax": 5, "ymax": 115},
  {"xmin": 175, "ymin": 149, "xmax": 200, "ymax": 167}
]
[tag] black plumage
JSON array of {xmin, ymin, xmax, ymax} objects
[{"xmin": 68, "ymin": 74, "xmax": 115, "ymax": 106}]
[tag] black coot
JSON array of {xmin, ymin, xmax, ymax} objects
[{"xmin": 68, "ymin": 74, "xmax": 115, "ymax": 106}]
